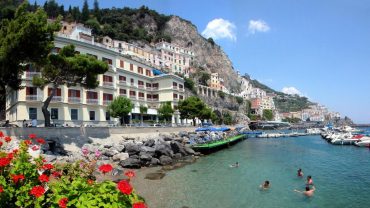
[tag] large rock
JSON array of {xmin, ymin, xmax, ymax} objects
[
  {"xmin": 112, "ymin": 145, "xmax": 125, "ymax": 152},
  {"xmin": 140, "ymin": 146, "xmax": 156, "ymax": 156},
  {"xmin": 125, "ymin": 144, "xmax": 140, "ymax": 156},
  {"xmin": 179, "ymin": 131, "xmax": 189, "ymax": 137},
  {"xmin": 154, "ymin": 144, "xmax": 173, "ymax": 157},
  {"xmin": 103, "ymin": 149, "xmax": 119, "ymax": 157},
  {"xmin": 119, "ymin": 158, "xmax": 141, "ymax": 169},
  {"xmin": 170, "ymin": 141, "xmax": 187, "ymax": 155},
  {"xmin": 144, "ymin": 139, "xmax": 155, "ymax": 147},
  {"xmin": 159, "ymin": 155, "xmax": 173, "ymax": 165},
  {"xmin": 150, "ymin": 158, "xmax": 160, "ymax": 166},
  {"xmin": 112, "ymin": 153, "xmax": 130, "ymax": 162},
  {"xmin": 140, "ymin": 154, "xmax": 152, "ymax": 161},
  {"xmin": 184, "ymin": 146, "xmax": 195, "ymax": 155}
]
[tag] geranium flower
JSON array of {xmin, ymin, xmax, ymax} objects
[
  {"xmin": 132, "ymin": 202, "xmax": 148, "ymax": 208},
  {"xmin": 98, "ymin": 164, "xmax": 113, "ymax": 174},
  {"xmin": 95, "ymin": 150, "xmax": 101, "ymax": 158},
  {"xmin": 4, "ymin": 136, "xmax": 11, "ymax": 143},
  {"xmin": 125, "ymin": 170, "xmax": 136, "ymax": 178},
  {"xmin": 7, "ymin": 153, "xmax": 14, "ymax": 160},
  {"xmin": 31, "ymin": 145, "xmax": 40, "ymax": 151},
  {"xmin": 0, "ymin": 141, "xmax": 3, "ymax": 147},
  {"xmin": 81, "ymin": 147, "xmax": 89, "ymax": 156},
  {"xmin": 29, "ymin": 134, "xmax": 37, "ymax": 139},
  {"xmin": 117, "ymin": 180, "xmax": 133, "ymax": 195},
  {"xmin": 12, "ymin": 174, "xmax": 25, "ymax": 183},
  {"xmin": 52, "ymin": 171, "xmax": 62, "ymax": 178},
  {"xmin": 38, "ymin": 174, "xmax": 49, "ymax": 183},
  {"xmin": 12, "ymin": 149, "xmax": 18, "ymax": 154},
  {"xmin": 0, "ymin": 131, "xmax": 3, "ymax": 137},
  {"xmin": 30, "ymin": 186, "xmax": 45, "ymax": 198},
  {"xmin": 0, "ymin": 185, "xmax": 3, "ymax": 193},
  {"xmin": 42, "ymin": 164, "xmax": 54, "ymax": 170},
  {"xmin": 87, "ymin": 179, "xmax": 94, "ymax": 185},
  {"xmin": 58, "ymin": 197, "xmax": 68, "ymax": 208},
  {"xmin": 24, "ymin": 140, "xmax": 32, "ymax": 146},
  {"xmin": 0, "ymin": 158, "xmax": 10, "ymax": 167},
  {"xmin": 36, "ymin": 138, "xmax": 45, "ymax": 144}
]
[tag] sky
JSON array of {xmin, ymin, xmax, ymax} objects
[{"xmin": 35, "ymin": 0, "xmax": 370, "ymax": 123}]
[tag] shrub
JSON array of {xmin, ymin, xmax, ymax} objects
[{"xmin": 0, "ymin": 132, "xmax": 146, "ymax": 208}]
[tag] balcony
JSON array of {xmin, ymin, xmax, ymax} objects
[
  {"xmin": 86, "ymin": 99, "xmax": 99, "ymax": 105},
  {"xmin": 151, "ymin": 87, "xmax": 159, "ymax": 91},
  {"xmin": 138, "ymin": 97, "xmax": 145, "ymax": 101},
  {"xmin": 103, "ymin": 100, "xmax": 112, "ymax": 106},
  {"xmin": 51, "ymin": 96, "xmax": 63, "ymax": 102},
  {"xmin": 26, "ymin": 95, "xmax": 43, "ymax": 101},
  {"xmin": 138, "ymin": 85, "xmax": 145, "ymax": 89},
  {"xmin": 173, "ymin": 86, "xmax": 178, "ymax": 90},
  {"xmin": 147, "ymin": 98, "xmax": 159, "ymax": 102},
  {"xmin": 118, "ymin": 80, "xmax": 127, "ymax": 85},
  {"xmin": 130, "ymin": 83, "xmax": 137, "ymax": 88},
  {"xmin": 26, "ymin": 72, "xmax": 41, "ymax": 79},
  {"xmin": 179, "ymin": 88, "xmax": 185, "ymax": 92},
  {"xmin": 129, "ymin": 95, "xmax": 136, "ymax": 100},
  {"xmin": 68, "ymin": 97, "xmax": 81, "ymax": 103},
  {"xmin": 103, "ymin": 81, "xmax": 114, "ymax": 87}
]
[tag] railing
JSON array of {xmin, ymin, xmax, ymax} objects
[
  {"xmin": 173, "ymin": 86, "xmax": 178, "ymax": 90},
  {"xmin": 119, "ymin": 80, "xmax": 127, "ymax": 85},
  {"xmin": 130, "ymin": 83, "xmax": 137, "ymax": 88},
  {"xmin": 129, "ymin": 95, "xmax": 136, "ymax": 99},
  {"xmin": 138, "ymin": 97, "xmax": 145, "ymax": 100},
  {"xmin": 179, "ymin": 88, "xmax": 184, "ymax": 92},
  {"xmin": 68, "ymin": 97, "xmax": 81, "ymax": 103},
  {"xmin": 26, "ymin": 72, "xmax": 41, "ymax": 79},
  {"xmin": 151, "ymin": 87, "xmax": 159, "ymax": 91},
  {"xmin": 26, "ymin": 95, "xmax": 43, "ymax": 101},
  {"xmin": 147, "ymin": 98, "xmax": 159, "ymax": 102},
  {"xmin": 51, "ymin": 96, "xmax": 62, "ymax": 102},
  {"xmin": 103, "ymin": 81, "xmax": 114, "ymax": 87},
  {"xmin": 86, "ymin": 99, "xmax": 99, "ymax": 105},
  {"xmin": 138, "ymin": 85, "xmax": 145, "ymax": 89},
  {"xmin": 146, "ymin": 87, "xmax": 152, "ymax": 91},
  {"xmin": 103, "ymin": 100, "xmax": 112, "ymax": 105}
]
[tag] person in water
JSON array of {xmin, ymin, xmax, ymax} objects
[
  {"xmin": 294, "ymin": 185, "xmax": 316, "ymax": 197},
  {"xmin": 260, "ymin": 180, "xmax": 270, "ymax": 190},
  {"xmin": 230, "ymin": 162, "xmax": 239, "ymax": 168},
  {"xmin": 306, "ymin": 175, "xmax": 313, "ymax": 185},
  {"xmin": 297, "ymin": 168, "xmax": 304, "ymax": 177}
]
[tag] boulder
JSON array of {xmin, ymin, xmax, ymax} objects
[
  {"xmin": 112, "ymin": 145, "xmax": 125, "ymax": 152},
  {"xmin": 154, "ymin": 144, "xmax": 173, "ymax": 157},
  {"xmin": 125, "ymin": 144, "xmax": 140, "ymax": 156},
  {"xmin": 119, "ymin": 158, "xmax": 141, "ymax": 169},
  {"xmin": 103, "ymin": 149, "xmax": 119, "ymax": 157},
  {"xmin": 173, "ymin": 153, "xmax": 182, "ymax": 160},
  {"xmin": 103, "ymin": 143, "xmax": 114, "ymax": 149},
  {"xmin": 112, "ymin": 153, "xmax": 129, "ymax": 162},
  {"xmin": 145, "ymin": 172, "xmax": 165, "ymax": 180},
  {"xmin": 170, "ymin": 141, "xmax": 187, "ymax": 155},
  {"xmin": 159, "ymin": 155, "xmax": 173, "ymax": 165},
  {"xmin": 140, "ymin": 146, "xmax": 156, "ymax": 156},
  {"xmin": 184, "ymin": 146, "xmax": 195, "ymax": 155},
  {"xmin": 179, "ymin": 131, "xmax": 188, "ymax": 137},
  {"xmin": 144, "ymin": 139, "xmax": 155, "ymax": 147},
  {"xmin": 140, "ymin": 154, "xmax": 153, "ymax": 161},
  {"xmin": 150, "ymin": 158, "xmax": 160, "ymax": 166}
]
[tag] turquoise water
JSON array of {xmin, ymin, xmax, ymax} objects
[{"xmin": 135, "ymin": 131, "xmax": 370, "ymax": 208}]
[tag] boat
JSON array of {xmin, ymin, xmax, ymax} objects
[
  {"xmin": 195, "ymin": 126, "xmax": 230, "ymax": 132},
  {"xmin": 191, "ymin": 134, "xmax": 246, "ymax": 153},
  {"xmin": 330, "ymin": 133, "xmax": 357, "ymax": 145},
  {"xmin": 354, "ymin": 136, "xmax": 370, "ymax": 147}
]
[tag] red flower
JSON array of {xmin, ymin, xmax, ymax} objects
[
  {"xmin": 0, "ymin": 158, "xmax": 10, "ymax": 167},
  {"xmin": 31, "ymin": 145, "xmax": 40, "ymax": 151},
  {"xmin": 24, "ymin": 140, "xmax": 32, "ymax": 146},
  {"xmin": 12, "ymin": 174, "xmax": 25, "ymax": 183},
  {"xmin": 7, "ymin": 153, "xmax": 14, "ymax": 160},
  {"xmin": 0, "ymin": 141, "xmax": 3, "ymax": 147},
  {"xmin": 132, "ymin": 202, "xmax": 148, "ymax": 208},
  {"xmin": 42, "ymin": 164, "xmax": 54, "ymax": 170},
  {"xmin": 0, "ymin": 131, "xmax": 3, "ymax": 137},
  {"xmin": 87, "ymin": 179, "xmax": 94, "ymax": 185},
  {"xmin": 12, "ymin": 149, "xmax": 19, "ymax": 154},
  {"xmin": 98, "ymin": 164, "xmax": 113, "ymax": 174},
  {"xmin": 58, "ymin": 197, "xmax": 68, "ymax": 208},
  {"xmin": 29, "ymin": 134, "xmax": 37, "ymax": 139},
  {"xmin": 36, "ymin": 138, "xmax": 45, "ymax": 144},
  {"xmin": 30, "ymin": 186, "xmax": 45, "ymax": 198},
  {"xmin": 117, "ymin": 180, "xmax": 133, "ymax": 195},
  {"xmin": 39, "ymin": 174, "xmax": 49, "ymax": 183},
  {"xmin": 0, "ymin": 185, "xmax": 3, "ymax": 193},
  {"xmin": 125, "ymin": 170, "xmax": 136, "ymax": 178},
  {"xmin": 4, "ymin": 136, "xmax": 11, "ymax": 143},
  {"xmin": 52, "ymin": 171, "xmax": 62, "ymax": 178}
]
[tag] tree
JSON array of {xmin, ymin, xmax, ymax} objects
[
  {"xmin": 81, "ymin": 0, "xmax": 89, "ymax": 22},
  {"xmin": 218, "ymin": 91, "xmax": 225, "ymax": 99},
  {"xmin": 198, "ymin": 71, "xmax": 210, "ymax": 86},
  {"xmin": 157, "ymin": 102, "xmax": 174, "ymax": 124},
  {"xmin": 93, "ymin": 0, "xmax": 100, "ymax": 21},
  {"xmin": 198, "ymin": 106, "xmax": 213, "ymax": 123},
  {"xmin": 178, "ymin": 96, "xmax": 206, "ymax": 126},
  {"xmin": 223, "ymin": 111, "xmax": 233, "ymax": 125},
  {"xmin": 139, "ymin": 105, "xmax": 148, "ymax": 125},
  {"xmin": 108, "ymin": 96, "xmax": 133, "ymax": 125},
  {"xmin": 262, "ymin": 109, "xmax": 274, "ymax": 121},
  {"xmin": 0, "ymin": 2, "xmax": 60, "ymax": 119},
  {"xmin": 33, "ymin": 45, "xmax": 108, "ymax": 126},
  {"xmin": 184, "ymin": 77, "xmax": 196, "ymax": 94},
  {"xmin": 235, "ymin": 96, "xmax": 243, "ymax": 104}
]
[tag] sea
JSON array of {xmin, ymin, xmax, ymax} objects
[{"xmin": 133, "ymin": 128, "xmax": 370, "ymax": 208}]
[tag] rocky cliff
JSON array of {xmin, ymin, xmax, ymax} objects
[{"xmin": 163, "ymin": 16, "xmax": 241, "ymax": 93}]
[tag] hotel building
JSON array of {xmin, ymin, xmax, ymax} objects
[{"xmin": 5, "ymin": 24, "xmax": 185, "ymax": 126}]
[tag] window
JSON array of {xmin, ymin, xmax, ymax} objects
[
  {"xmin": 152, "ymin": 83, "xmax": 159, "ymax": 88},
  {"xmin": 86, "ymin": 91, "xmax": 98, "ymax": 99},
  {"xmin": 173, "ymin": 82, "xmax": 178, "ymax": 87},
  {"xmin": 138, "ymin": 67, "xmax": 143, "ymax": 74},
  {"xmin": 26, "ymin": 87, "xmax": 37, "ymax": 95},
  {"xmin": 179, "ymin": 84, "xmax": 184, "ymax": 89},
  {"xmin": 71, "ymin": 109, "xmax": 78, "ymax": 120},
  {"xmin": 119, "ymin": 75, "xmax": 126, "ymax": 82},
  {"xmin": 139, "ymin": 92, "xmax": 144, "ymax": 98},
  {"xmin": 29, "ymin": 108, "xmax": 37, "ymax": 120},
  {"xmin": 87, "ymin": 53, "xmax": 97, "ymax": 59},
  {"xmin": 147, "ymin": 94, "xmax": 152, "ymax": 99},
  {"xmin": 68, "ymin": 89, "xmax": 80, "ymax": 97},
  {"xmin": 103, "ymin": 93, "xmax": 113, "ymax": 101},
  {"xmin": 102, "ymin": 57, "xmax": 112, "ymax": 65},
  {"xmin": 106, "ymin": 111, "xmax": 110, "ymax": 121},
  {"xmin": 48, "ymin": 88, "xmax": 61, "ymax": 96},
  {"xmin": 51, "ymin": 108, "xmax": 58, "ymax": 120},
  {"xmin": 118, "ymin": 43, "xmax": 122, "ymax": 48},
  {"xmin": 130, "ymin": 78, "xmax": 134, "ymax": 84},
  {"xmin": 129, "ymin": 91, "xmax": 136, "ymax": 96},
  {"xmin": 130, "ymin": 64, "xmax": 133, "ymax": 71},
  {"xmin": 146, "ymin": 69, "xmax": 151, "ymax": 76},
  {"xmin": 138, "ymin": 80, "xmax": 144, "ymax": 87},
  {"xmin": 120, "ymin": 60, "xmax": 124, "ymax": 68},
  {"xmin": 120, "ymin": 89, "xmax": 127, "ymax": 95},
  {"xmin": 173, "ymin": 93, "xmax": 178, "ymax": 99},
  {"xmin": 89, "ymin": 111, "xmax": 95, "ymax": 121},
  {"xmin": 180, "ymin": 95, "xmax": 184, "ymax": 100},
  {"xmin": 103, "ymin": 75, "xmax": 113, "ymax": 83},
  {"xmin": 146, "ymin": 83, "xmax": 152, "ymax": 88}
]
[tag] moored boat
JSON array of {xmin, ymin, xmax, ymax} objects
[{"xmin": 191, "ymin": 134, "xmax": 246, "ymax": 153}]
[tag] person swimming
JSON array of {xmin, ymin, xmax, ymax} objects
[
  {"xmin": 297, "ymin": 168, "xmax": 303, "ymax": 177},
  {"xmin": 294, "ymin": 185, "xmax": 316, "ymax": 197},
  {"xmin": 260, "ymin": 180, "xmax": 270, "ymax": 190},
  {"xmin": 306, "ymin": 175, "xmax": 313, "ymax": 185},
  {"xmin": 230, "ymin": 162, "xmax": 239, "ymax": 168}
]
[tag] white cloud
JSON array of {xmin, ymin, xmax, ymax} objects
[
  {"xmin": 202, "ymin": 18, "xmax": 236, "ymax": 41},
  {"xmin": 248, "ymin": 19, "xmax": 270, "ymax": 34},
  {"xmin": 282, "ymin": 87, "xmax": 303, "ymax": 96}
]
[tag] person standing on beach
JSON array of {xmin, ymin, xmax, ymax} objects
[
  {"xmin": 294, "ymin": 186, "xmax": 316, "ymax": 197},
  {"xmin": 297, "ymin": 168, "xmax": 304, "ymax": 177}
]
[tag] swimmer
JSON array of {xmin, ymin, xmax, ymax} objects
[
  {"xmin": 230, "ymin": 162, "xmax": 239, "ymax": 168},
  {"xmin": 294, "ymin": 185, "xmax": 315, "ymax": 197},
  {"xmin": 297, "ymin": 168, "xmax": 303, "ymax": 177},
  {"xmin": 260, "ymin": 180, "xmax": 270, "ymax": 190},
  {"xmin": 306, "ymin": 175, "xmax": 313, "ymax": 185}
]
